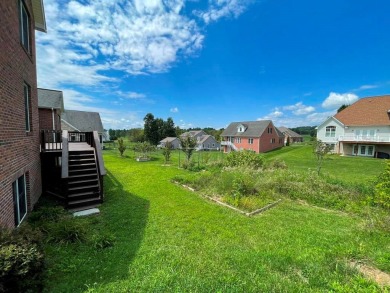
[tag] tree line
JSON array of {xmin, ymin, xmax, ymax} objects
[{"xmin": 108, "ymin": 113, "xmax": 225, "ymax": 145}]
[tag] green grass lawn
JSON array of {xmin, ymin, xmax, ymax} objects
[
  {"xmin": 263, "ymin": 144, "xmax": 385, "ymax": 184},
  {"xmin": 40, "ymin": 148, "xmax": 389, "ymax": 292}
]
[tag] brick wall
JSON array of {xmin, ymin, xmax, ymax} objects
[
  {"xmin": 259, "ymin": 123, "xmax": 284, "ymax": 153},
  {"xmin": 0, "ymin": 0, "xmax": 42, "ymax": 228},
  {"xmin": 39, "ymin": 108, "xmax": 61, "ymax": 130}
]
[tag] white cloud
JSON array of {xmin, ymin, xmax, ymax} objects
[
  {"xmin": 283, "ymin": 102, "xmax": 315, "ymax": 115},
  {"xmin": 37, "ymin": 0, "xmax": 205, "ymax": 87},
  {"xmin": 195, "ymin": 0, "xmax": 252, "ymax": 24},
  {"xmin": 352, "ymin": 84, "xmax": 379, "ymax": 92},
  {"xmin": 322, "ymin": 92, "xmax": 359, "ymax": 109},
  {"xmin": 115, "ymin": 91, "xmax": 146, "ymax": 99},
  {"xmin": 170, "ymin": 107, "xmax": 179, "ymax": 113},
  {"xmin": 257, "ymin": 108, "xmax": 284, "ymax": 120}
]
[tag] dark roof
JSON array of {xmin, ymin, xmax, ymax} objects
[
  {"xmin": 221, "ymin": 120, "xmax": 273, "ymax": 137},
  {"xmin": 61, "ymin": 110, "xmax": 104, "ymax": 133},
  {"xmin": 333, "ymin": 95, "xmax": 390, "ymax": 126},
  {"xmin": 278, "ymin": 127, "xmax": 303, "ymax": 138},
  {"xmin": 38, "ymin": 88, "xmax": 64, "ymax": 110}
]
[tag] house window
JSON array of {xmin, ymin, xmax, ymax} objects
[
  {"xmin": 248, "ymin": 138, "xmax": 253, "ymax": 144},
  {"xmin": 270, "ymin": 138, "xmax": 275, "ymax": 144},
  {"xmin": 24, "ymin": 83, "xmax": 31, "ymax": 132},
  {"xmin": 236, "ymin": 137, "xmax": 241, "ymax": 143},
  {"xmin": 268, "ymin": 128, "xmax": 273, "ymax": 134},
  {"xmin": 13, "ymin": 174, "xmax": 27, "ymax": 227},
  {"xmin": 20, "ymin": 0, "xmax": 31, "ymax": 53},
  {"xmin": 325, "ymin": 126, "xmax": 336, "ymax": 137}
]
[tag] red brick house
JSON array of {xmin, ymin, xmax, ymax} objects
[
  {"xmin": 221, "ymin": 120, "xmax": 284, "ymax": 153},
  {"xmin": 0, "ymin": 0, "xmax": 46, "ymax": 228}
]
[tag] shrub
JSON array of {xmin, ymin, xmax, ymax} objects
[
  {"xmin": 225, "ymin": 150, "xmax": 265, "ymax": 169},
  {"xmin": 28, "ymin": 206, "xmax": 68, "ymax": 224},
  {"xmin": 268, "ymin": 159, "xmax": 288, "ymax": 170},
  {"xmin": 45, "ymin": 218, "xmax": 87, "ymax": 244},
  {"xmin": 162, "ymin": 141, "xmax": 172, "ymax": 163},
  {"xmin": 373, "ymin": 160, "xmax": 390, "ymax": 209},
  {"xmin": 0, "ymin": 227, "xmax": 45, "ymax": 292},
  {"xmin": 117, "ymin": 138, "xmax": 126, "ymax": 157}
]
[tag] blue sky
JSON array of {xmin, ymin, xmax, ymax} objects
[{"xmin": 36, "ymin": 0, "xmax": 390, "ymax": 130}]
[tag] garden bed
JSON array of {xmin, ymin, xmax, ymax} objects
[{"xmin": 175, "ymin": 181, "xmax": 281, "ymax": 215}]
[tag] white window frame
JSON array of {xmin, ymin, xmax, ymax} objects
[
  {"xmin": 248, "ymin": 138, "xmax": 253, "ymax": 144},
  {"xmin": 236, "ymin": 137, "xmax": 241, "ymax": 143},
  {"xmin": 354, "ymin": 144, "xmax": 375, "ymax": 157},
  {"xmin": 325, "ymin": 126, "xmax": 336, "ymax": 137},
  {"xmin": 13, "ymin": 174, "xmax": 27, "ymax": 227}
]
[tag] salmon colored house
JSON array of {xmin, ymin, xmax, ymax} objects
[{"xmin": 221, "ymin": 120, "xmax": 284, "ymax": 153}]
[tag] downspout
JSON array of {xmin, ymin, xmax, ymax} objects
[
  {"xmin": 51, "ymin": 108, "xmax": 55, "ymax": 130},
  {"xmin": 52, "ymin": 108, "xmax": 55, "ymax": 142}
]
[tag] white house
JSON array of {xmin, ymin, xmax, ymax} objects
[
  {"xmin": 317, "ymin": 95, "xmax": 390, "ymax": 158},
  {"xmin": 158, "ymin": 137, "xmax": 181, "ymax": 149},
  {"xmin": 180, "ymin": 130, "xmax": 220, "ymax": 150}
]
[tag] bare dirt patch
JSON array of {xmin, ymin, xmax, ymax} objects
[{"xmin": 349, "ymin": 261, "xmax": 390, "ymax": 287}]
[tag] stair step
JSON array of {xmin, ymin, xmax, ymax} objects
[
  {"xmin": 68, "ymin": 179, "xmax": 98, "ymax": 185},
  {"xmin": 68, "ymin": 191, "xmax": 100, "ymax": 198},
  {"xmin": 69, "ymin": 168, "xmax": 97, "ymax": 173},
  {"xmin": 68, "ymin": 173, "xmax": 98, "ymax": 179},
  {"xmin": 68, "ymin": 197, "xmax": 102, "ymax": 206},
  {"xmin": 68, "ymin": 184, "xmax": 99, "ymax": 191},
  {"xmin": 69, "ymin": 163, "xmax": 96, "ymax": 167},
  {"xmin": 69, "ymin": 158, "xmax": 95, "ymax": 162}
]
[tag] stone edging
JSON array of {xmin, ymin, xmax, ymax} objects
[{"xmin": 176, "ymin": 182, "xmax": 281, "ymax": 217}]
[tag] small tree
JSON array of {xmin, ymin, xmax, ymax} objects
[
  {"xmin": 313, "ymin": 139, "xmax": 330, "ymax": 175},
  {"xmin": 117, "ymin": 138, "xmax": 126, "ymax": 157},
  {"xmin": 133, "ymin": 142, "xmax": 155, "ymax": 160},
  {"xmin": 162, "ymin": 141, "xmax": 173, "ymax": 164},
  {"xmin": 179, "ymin": 135, "xmax": 198, "ymax": 162}
]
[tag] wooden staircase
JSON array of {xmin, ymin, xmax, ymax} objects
[
  {"xmin": 40, "ymin": 130, "xmax": 106, "ymax": 211},
  {"xmin": 67, "ymin": 149, "xmax": 102, "ymax": 210}
]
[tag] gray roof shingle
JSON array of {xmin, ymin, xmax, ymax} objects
[
  {"xmin": 221, "ymin": 120, "xmax": 275, "ymax": 137},
  {"xmin": 61, "ymin": 110, "xmax": 104, "ymax": 133},
  {"xmin": 278, "ymin": 127, "xmax": 303, "ymax": 138},
  {"xmin": 38, "ymin": 88, "xmax": 64, "ymax": 110}
]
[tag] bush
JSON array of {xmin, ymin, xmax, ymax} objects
[
  {"xmin": 0, "ymin": 228, "xmax": 45, "ymax": 292},
  {"xmin": 28, "ymin": 206, "xmax": 68, "ymax": 224},
  {"xmin": 268, "ymin": 159, "xmax": 288, "ymax": 170},
  {"xmin": 225, "ymin": 150, "xmax": 264, "ymax": 169},
  {"xmin": 45, "ymin": 218, "xmax": 87, "ymax": 244},
  {"xmin": 373, "ymin": 160, "xmax": 390, "ymax": 209}
]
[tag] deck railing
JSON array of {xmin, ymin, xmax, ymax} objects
[
  {"xmin": 338, "ymin": 135, "xmax": 390, "ymax": 143},
  {"xmin": 41, "ymin": 130, "xmax": 96, "ymax": 151},
  {"xmin": 40, "ymin": 130, "xmax": 63, "ymax": 151}
]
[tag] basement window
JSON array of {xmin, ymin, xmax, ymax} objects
[{"xmin": 13, "ymin": 174, "xmax": 27, "ymax": 227}]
